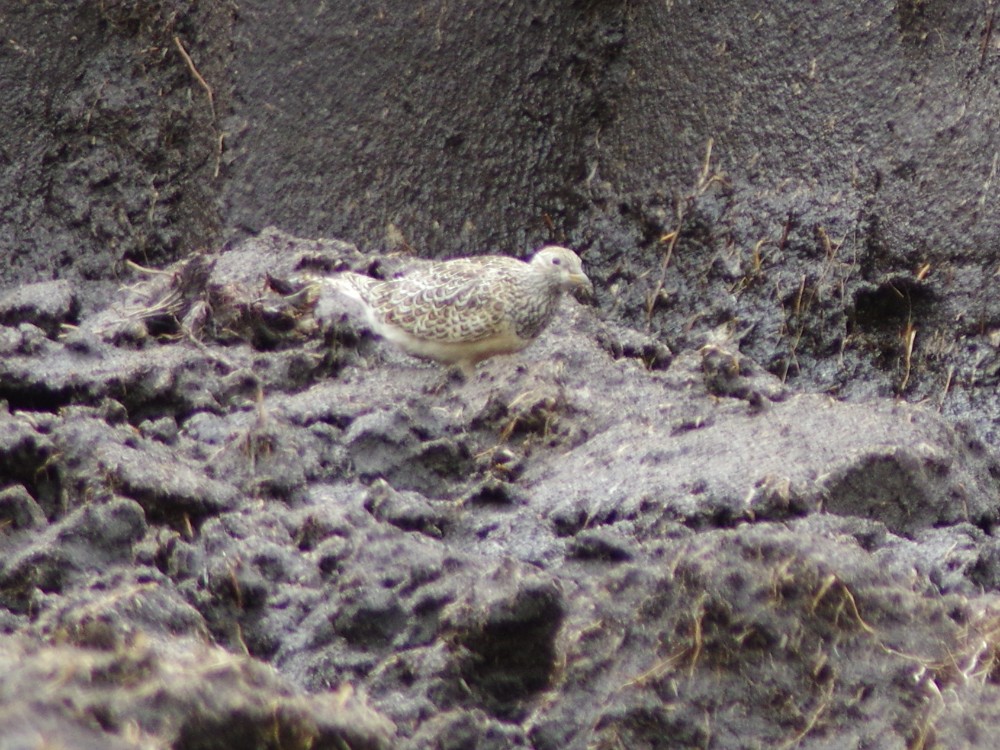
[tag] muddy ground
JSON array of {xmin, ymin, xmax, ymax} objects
[{"xmin": 3, "ymin": 1, "xmax": 1000, "ymax": 748}]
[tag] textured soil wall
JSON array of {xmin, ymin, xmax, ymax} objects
[{"xmin": 3, "ymin": 1, "xmax": 1000, "ymax": 748}]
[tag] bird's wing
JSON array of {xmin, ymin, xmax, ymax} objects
[{"xmin": 371, "ymin": 258, "xmax": 521, "ymax": 344}]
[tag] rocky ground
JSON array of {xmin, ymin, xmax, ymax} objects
[
  {"xmin": 0, "ymin": 228, "xmax": 999, "ymax": 748},
  {"xmin": 4, "ymin": 1, "xmax": 1000, "ymax": 748}
]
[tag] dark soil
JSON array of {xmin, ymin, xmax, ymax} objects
[{"xmin": 3, "ymin": 2, "xmax": 1000, "ymax": 748}]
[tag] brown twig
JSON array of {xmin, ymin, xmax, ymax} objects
[
  {"xmin": 777, "ymin": 680, "xmax": 836, "ymax": 750},
  {"xmin": 937, "ymin": 365, "xmax": 954, "ymax": 412},
  {"xmin": 174, "ymin": 35, "xmax": 223, "ymax": 178},
  {"xmin": 981, "ymin": 3, "xmax": 995, "ymax": 66},
  {"xmin": 174, "ymin": 35, "xmax": 216, "ymax": 119},
  {"xmin": 900, "ymin": 322, "xmax": 917, "ymax": 392}
]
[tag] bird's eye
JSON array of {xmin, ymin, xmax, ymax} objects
[{"xmin": 551, "ymin": 257, "xmax": 561, "ymax": 266}]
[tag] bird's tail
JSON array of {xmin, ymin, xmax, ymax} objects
[
  {"xmin": 320, "ymin": 272, "xmax": 375, "ymax": 304},
  {"xmin": 310, "ymin": 272, "xmax": 380, "ymax": 329}
]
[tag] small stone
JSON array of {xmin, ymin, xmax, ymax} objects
[
  {"xmin": 0, "ymin": 485, "xmax": 46, "ymax": 530},
  {"xmin": 0, "ymin": 280, "xmax": 79, "ymax": 337}
]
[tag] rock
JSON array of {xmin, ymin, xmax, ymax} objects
[
  {"xmin": 0, "ymin": 497, "xmax": 146, "ymax": 612},
  {"xmin": 566, "ymin": 528, "xmax": 635, "ymax": 562},
  {"xmin": 442, "ymin": 564, "xmax": 564, "ymax": 720},
  {"xmin": 364, "ymin": 479, "xmax": 453, "ymax": 538},
  {"xmin": 410, "ymin": 709, "xmax": 531, "ymax": 750},
  {"xmin": 50, "ymin": 414, "xmax": 239, "ymax": 524},
  {"xmin": 0, "ymin": 484, "xmax": 46, "ymax": 530},
  {"xmin": 0, "ymin": 280, "xmax": 79, "ymax": 336},
  {"xmin": 345, "ymin": 407, "xmax": 473, "ymax": 498},
  {"xmin": 531, "ymin": 384, "xmax": 999, "ymax": 539},
  {"xmin": 0, "ymin": 409, "xmax": 59, "ymax": 517},
  {"xmin": 33, "ymin": 567, "xmax": 210, "ymax": 647},
  {"xmin": 0, "ymin": 633, "xmax": 396, "ymax": 749}
]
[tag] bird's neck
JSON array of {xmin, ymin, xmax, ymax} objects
[{"xmin": 526, "ymin": 270, "xmax": 564, "ymax": 297}]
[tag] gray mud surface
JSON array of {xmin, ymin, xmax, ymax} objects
[{"xmin": 4, "ymin": 2, "xmax": 1000, "ymax": 749}]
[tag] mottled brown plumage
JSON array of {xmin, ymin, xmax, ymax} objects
[{"xmin": 333, "ymin": 246, "xmax": 591, "ymax": 372}]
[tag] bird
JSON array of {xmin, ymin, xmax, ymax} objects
[{"xmin": 328, "ymin": 245, "xmax": 592, "ymax": 374}]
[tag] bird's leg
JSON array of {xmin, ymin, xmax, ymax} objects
[{"xmin": 423, "ymin": 362, "xmax": 471, "ymax": 394}]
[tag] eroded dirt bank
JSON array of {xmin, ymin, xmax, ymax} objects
[{"xmin": 3, "ymin": 1, "xmax": 1000, "ymax": 748}]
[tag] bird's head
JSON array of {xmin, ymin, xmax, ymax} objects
[{"xmin": 531, "ymin": 246, "xmax": 593, "ymax": 296}]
